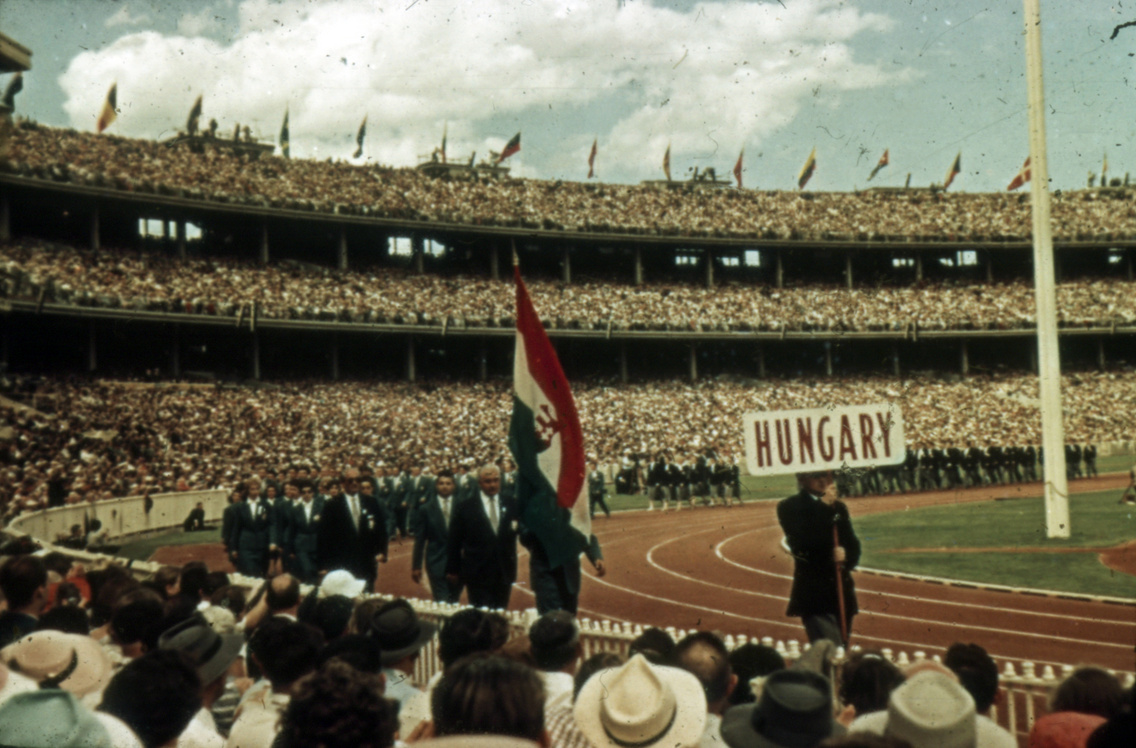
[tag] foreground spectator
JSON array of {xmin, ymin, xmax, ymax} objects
[
  {"xmin": 275, "ymin": 661, "xmax": 396, "ymax": 748},
  {"xmin": 945, "ymin": 642, "xmax": 1016, "ymax": 748},
  {"xmin": 367, "ymin": 599, "xmax": 437, "ymax": 707},
  {"xmin": 575, "ymin": 653, "xmax": 706, "ymax": 748},
  {"xmin": 847, "ymin": 669, "xmax": 977, "ymax": 748},
  {"xmin": 673, "ymin": 631, "xmax": 738, "ymax": 748},
  {"xmin": 529, "ymin": 610, "xmax": 582, "ymax": 714},
  {"xmin": 726, "ymin": 643, "xmax": 785, "ymax": 706},
  {"xmin": 837, "ymin": 651, "xmax": 905, "ymax": 726},
  {"xmin": 227, "ymin": 619, "xmax": 324, "ymax": 748},
  {"xmin": 0, "ymin": 555, "xmax": 49, "ymax": 647},
  {"xmin": 98, "ymin": 650, "xmax": 202, "ymax": 748},
  {"xmin": 0, "ymin": 689, "xmax": 140, "ymax": 748},
  {"xmin": 429, "ymin": 653, "xmax": 547, "ymax": 746},
  {"xmin": 1048, "ymin": 667, "xmax": 1127, "ymax": 721},
  {"xmin": 0, "ymin": 628, "xmax": 114, "ymax": 706},
  {"xmin": 159, "ymin": 614, "xmax": 245, "ymax": 747},
  {"xmin": 721, "ymin": 668, "xmax": 843, "ymax": 748},
  {"xmin": 1029, "ymin": 712, "xmax": 1106, "ymax": 748}
]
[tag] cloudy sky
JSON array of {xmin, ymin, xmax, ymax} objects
[{"xmin": 2, "ymin": 0, "xmax": 1135, "ymax": 191}]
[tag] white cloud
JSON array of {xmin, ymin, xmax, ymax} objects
[
  {"xmin": 63, "ymin": 0, "xmax": 906, "ymax": 183},
  {"xmin": 177, "ymin": 6, "xmax": 223, "ymax": 37},
  {"xmin": 105, "ymin": 4, "xmax": 150, "ymax": 28}
]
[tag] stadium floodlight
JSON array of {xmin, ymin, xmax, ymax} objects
[{"xmin": 1023, "ymin": 0, "xmax": 1070, "ymax": 538}]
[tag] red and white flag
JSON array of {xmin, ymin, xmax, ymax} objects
[
  {"xmin": 1007, "ymin": 157, "xmax": 1031, "ymax": 191},
  {"xmin": 587, "ymin": 137, "xmax": 597, "ymax": 178},
  {"xmin": 508, "ymin": 265, "xmax": 589, "ymax": 569},
  {"xmin": 733, "ymin": 148, "xmax": 744, "ymax": 189}
]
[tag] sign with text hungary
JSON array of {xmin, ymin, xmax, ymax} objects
[{"xmin": 743, "ymin": 403, "xmax": 905, "ymax": 477}]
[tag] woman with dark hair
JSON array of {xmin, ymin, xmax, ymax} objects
[
  {"xmin": 276, "ymin": 661, "xmax": 397, "ymax": 748},
  {"xmin": 1049, "ymin": 666, "xmax": 1126, "ymax": 720},
  {"xmin": 430, "ymin": 653, "xmax": 548, "ymax": 746},
  {"xmin": 837, "ymin": 651, "xmax": 905, "ymax": 725}
]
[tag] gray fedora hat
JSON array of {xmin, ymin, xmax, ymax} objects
[
  {"xmin": 369, "ymin": 600, "xmax": 437, "ymax": 666},
  {"xmin": 721, "ymin": 669, "xmax": 844, "ymax": 748},
  {"xmin": 158, "ymin": 614, "xmax": 243, "ymax": 686}
]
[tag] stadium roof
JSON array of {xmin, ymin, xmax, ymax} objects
[{"xmin": 0, "ymin": 31, "xmax": 31, "ymax": 73}]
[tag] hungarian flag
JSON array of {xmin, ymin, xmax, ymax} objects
[
  {"xmin": 733, "ymin": 148, "xmax": 744, "ymax": 189},
  {"xmin": 798, "ymin": 147, "xmax": 816, "ymax": 189},
  {"xmin": 944, "ymin": 152, "xmax": 961, "ymax": 190},
  {"xmin": 508, "ymin": 265, "xmax": 590, "ymax": 570},
  {"xmin": 497, "ymin": 132, "xmax": 521, "ymax": 164},
  {"xmin": 2, "ymin": 73, "xmax": 22, "ymax": 110},
  {"xmin": 353, "ymin": 115, "xmax": 366, "ymax": 159},
  {"xmin": 1007, "ymin": 156, "xmax": 1031, "ymax": 191},
  {"xmin": 186, "ymin": 94, "xmax": 203, "ymax": 136},
  {"xmin": 867, "ymin": 148, "xmax": 889, "ymax": 181},
  {"xmin": 663, "ymin": 143, "xmax": 672, "ymax": 181},
  {"xmin": 587, "ymin": 137, "xmax": 598, "ymax": 178},
  {"xmin": 96, "ymin": 83, "xmax": 117, "ymax": 133},
  {"xmin": 280, "ymin": 109, "xmax": 290, "ymax": 159}
]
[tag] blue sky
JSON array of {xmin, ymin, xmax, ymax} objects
[{"xmin": 2, "ymin": 0, "xmax": 1134, "ymax": 191}]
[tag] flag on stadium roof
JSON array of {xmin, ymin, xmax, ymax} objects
[
  {"xmin": 509, "ymin": 262, "xmax": 590, "ymax": 571},
  {"xmin": 280, "ymin": 108, "xmax": 290, "ymax": 159},
  {"xmin": 1007, "ymin": 156, "xmax": 1031, "ymax": 191},
  {"xmin": 734, "ymin": 148, "xmax": 744, "ymax": 189},
  {"xmin": 1, "ymin": 73, "xmax": 22, "ymax": 110},
  {"xmin": 186, "ymin": 94, "xmax": 203, "ymax": 137},
  {"xmin": 353, "ymin": 115, "xmax": 366, "ymax": 159},
  {"xmin": 797, "ymin": 147, "xmax": 816, "ymax": 189},
  {"xmin": 497, "ymin": 132, "xmax": 521, "ymax": 165},
  {"xmin": 943, "ymin": 152, "xmax": 961, "ymax": 190},
  {"xmin": 441, "ymin": 123, "xmax": 447, "ymax": 163},
  {"xmin": 96, "ymin": 83, "xmax": 117, "ymax": 133},
  {"xmin": 867, "ymin": 148, "xmax": 889, "ymax": 181},
  {"xmin": 663, "ymin": 143, "xmax": 672, "ymax": 182},
  {"xmin": 588, "ymin": 137, "xmax": 598, "ymax": 179},
  {"xmin": 1101, "ymin": 152, "xmax": 1109, "ymax": 185}
]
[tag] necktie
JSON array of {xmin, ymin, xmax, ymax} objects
[
  {"xmin": 488, "ymin": 495, "xmax": 499, "ymax": 533},
  {"xmin": 350, "ymin": 496, "xmax": 360, "ymax": 528},
  {"xmin": 441, "ymin": 497, "xmax": 450, "ymax": 527}
]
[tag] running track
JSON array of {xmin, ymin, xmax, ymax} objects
[{"xmin": 377, "ymin": 477, "xmax": 1136, "ymax": 674}]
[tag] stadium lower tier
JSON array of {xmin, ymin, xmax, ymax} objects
[{"xmin": 2, "ymin": 372, "xmax": 1132, "ymax": 518}]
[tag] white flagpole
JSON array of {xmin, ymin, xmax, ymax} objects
[{"xmin": 1023, "ymin": 0, "xmax": 1069, "ymax": 538}]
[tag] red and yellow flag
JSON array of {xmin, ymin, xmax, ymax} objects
[{"xmin": 96, "ymin": 83, "xmax": 117, "ymax": 133}]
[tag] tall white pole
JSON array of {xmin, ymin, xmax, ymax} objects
[{"xmin": 1023, "ymin": 0, "xmax": 1070, "ymax": 538}]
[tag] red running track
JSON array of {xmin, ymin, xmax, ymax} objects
[{"xmin": 378, "ymin": 477, "xmax": 1135, "ymax": 674}]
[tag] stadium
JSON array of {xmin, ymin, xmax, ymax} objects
[{"xmin": 1, "ymin": 4, "xmax": 1135, "ymax": 748}]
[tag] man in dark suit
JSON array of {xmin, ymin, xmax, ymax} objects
[
  {"xmin": 402, "ymin": 466, "xmax": 433, "ymax": 535},
  {"xmin": 221, "ymin": 484, "xmax": 246, "ymax": 564},
  {"xmin": 318, "ymin": 468, "xmax": 389, "ymax": 592},
  {"xmin": 588, "ymin": 461, "xmax": 611, "ymax": 518},
  {"xmin": 182, "ymin": 502, "xmax": 206, "ymax": 532},
  {"xmin": 411, "ymin": 470, "xmax": 463, "ymax": 604},
  {"xmin": 445, "ymin": 464, "xmax": 518, "ymax": 610},
  {"xmin": 777, "ymin": 470, "xmax": 861, "ymax": 647},
  {"xmin": 230, "ymin": 484, "xmax": 277, "ymax": 578},
  {"xmin": 287, "ymin": 481, "xmax": 325, "ymax": 584}
]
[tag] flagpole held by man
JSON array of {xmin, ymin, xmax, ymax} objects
[{"xmin": 508, "ymin": 255, "xmax": 607, "ymax": 615}]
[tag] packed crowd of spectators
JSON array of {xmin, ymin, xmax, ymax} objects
[
  {"xmin": 2, "ymin": 371, "xmax": 1133, "ymax": 518},
  {"xmin": 7, "ymin": 122, "xmax": 1136, "ymax": 242},
  {"xmin": 3, "ymin": 240, "xmax": 1135, "ymax": 332},
  {"xmin": 0, "ymin": 552, "xmax": 1131, "ymax": 748}
]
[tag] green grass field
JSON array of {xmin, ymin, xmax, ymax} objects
[{"xmin": 856, "ymin": 488, "xmax": 1136, "ymax": 598}]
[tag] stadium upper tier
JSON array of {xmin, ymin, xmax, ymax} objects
[
  {"xmin": 3, "ymin": 372, "xmax": 1132, "ymax": 517},
  {"xmin": 5, "ymin": 123, "xmax": 1136, "ymax": 245},
  {"xmin": 3, "ymin": 240, "xmax": 1134, "ymax": 333}
]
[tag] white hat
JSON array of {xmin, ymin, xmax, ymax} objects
[
  {"xmin": 319, "ymin": 570, "xmax": 366, "ymax": 599},
  {"xmin": 884, "ymin": 671, "xmax": 977, "ymax": 748},
  {"xmin": 574, "ymin": 654, "xmax": 706, "ymax": 748},
  {"xmin": 0, "ymin": 631, "xmax": 113, "ymax": 698}
]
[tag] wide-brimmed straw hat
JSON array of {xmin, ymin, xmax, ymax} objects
[{"xmin": 574, "ymin": 654, "xmax": 706, "ymax": 748}]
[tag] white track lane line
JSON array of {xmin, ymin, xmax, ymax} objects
[
  {"xmin": 642, "ymin": 525, "xmax": 1133, "ymax": 654},
  {"xmin": 714, "ymin": 526, "xmax": 1136, "ymax": 629}
]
